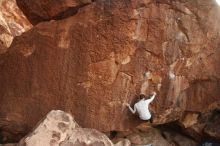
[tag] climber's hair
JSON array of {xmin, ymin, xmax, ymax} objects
[{"xmin": 139, "ymin": 94, "xmax": 146, "ymax": 100}]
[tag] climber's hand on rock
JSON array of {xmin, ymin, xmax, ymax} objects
[
  {"xmin": 152, "ymin": 91, "xmax": 156, "ymax": 95},
  {"xmin": 125, "ymin": 103, "xmax": 130, "ymax": 107}
]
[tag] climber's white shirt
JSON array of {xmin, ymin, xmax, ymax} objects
[{"xmin": 128, "ymin": 94, "xmax": 156, "ymax": 120}]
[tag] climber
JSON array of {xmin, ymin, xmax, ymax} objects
[{"xmin": 126, "ymin": 92, "xmax": 157, "ymax": 122}]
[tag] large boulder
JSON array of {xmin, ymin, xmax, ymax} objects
[
  {"xmin": 126, "ymin": 127, "xmax": 171, "ymax": 146},
  {"xmin": 60, "ymin": 128, "xmax": 114, "ymax": 146},
  {"xmin": 18, "ymin": 110, "xmax": 79, "ymax": 146},
  {"xmin": 16, "ymin": 0, "xmax": 93, "ymax": 24},
  {"xmin": 1, "ymin": 0, "xmax": 220, "ymax": 141},
  {"xmin": 0, "ymin": 0, "xmax": 32, "ymax": 53},
  {"xmin": 18, "ymin": 110, "xmax": 113, "ymax": 146}
]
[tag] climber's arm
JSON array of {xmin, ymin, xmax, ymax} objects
[
  {"xmin": 126, "ymin": 103, "xmax": 137, "ymax": 114},
  {"xmin": 146, "ymin": 92, "xmax": 156, "ymax": 104}
]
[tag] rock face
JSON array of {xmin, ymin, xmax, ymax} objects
[
  {"xmin": 16, "ymin": 0, "xmax": 93, "ymax": 24},
  {"xmin": 1, "ymin": 0, "xmax": 220, "ymax": 142},
  {"xmin": 0, "ymin": 0, "xmax": 32, "ymax": 53},
  {"xmin": 18, "ymin": 110, "xmax": 113, "ymax": 146}
]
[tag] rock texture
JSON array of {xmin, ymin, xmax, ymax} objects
[
  {"xmin": 162, "ymin": 129, "xmax": 197, "ymax": 146},
  {"xmin": 0, "ymin": 144, "xmax": 16, "ymax": 146},
  {"xmin": 1, "ymin": 0, "xmax": 220, "ymax": 142},
  {"xmin": 18, "ymin": 110, "xmax": 79, "ymax": 146},
  {"xmin": 60, "ymin": 128, "xmax": 114, "ymax": 146},
  {"xmin": 204, "ymin": 118, "xmax": 220, "ymax": 141},
  {"xmin": 126, "ymin": 127, "xmax": 171, "ymax": 146},
  {"xmin": 114, "ymin": 139, "xmax": 131, "ymax": 146},
  {"xmin": 182, "ymin": 111, "xmax": 220, "ymax": 142},
  {"xmin": 0, "ymin": 0, "xmax": 32, "ymax": 53},
  {"xmin": 16, "ymin": 0, "xmax": 93, "ymax": 24},
  {"xmin": 18, "ymin": 110, "xmax": 113, "ymax": 146}
]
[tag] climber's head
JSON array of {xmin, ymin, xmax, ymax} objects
[{"xmin": 139, "ymin": 94, "xmax": 146, "ymax": 100}]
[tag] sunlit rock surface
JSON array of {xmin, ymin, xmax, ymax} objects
[
  {"xmin": 0, "ymin": 0, "xmax": 32, "ymax": 53},
  {"xmin": 17, "ymin": 110, "xmax": 113, "ymax": 146},
  {"xmin": 60, "ymin": 128, "xmax": 114, "ymax": 146},
  {"xmin": 0, "ymin": 0, "xmax": 220, "ymax": 142}
]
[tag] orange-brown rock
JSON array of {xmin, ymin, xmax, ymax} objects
[
  {"xmin": 127, "ymin": 126, "xmax": 171, "ymax": 146},
  {"xmin": 0, "ymin": 144, "xmax": 16, "ymax": 146},
  {"xmin": 1, "ymin": 0, "xmax": 220, "ymax": 142},
  {"xmin": 16, "ymin": 0, "xmax": 93, "ymax": 24},
  {"xmin": 0, "ymin": 0, "xmax": 32, "ymax": 53}
]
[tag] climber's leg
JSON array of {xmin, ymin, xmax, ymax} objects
[{"xmin": 149, "ymin": 111, "xmax": 154, "ymax": 123}]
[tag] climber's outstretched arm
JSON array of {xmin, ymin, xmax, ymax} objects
[
  {"xmin": 126, "ymin": 104, "xmax": 137, "ymax": 114},
  {"xmin": 146, "ymin": 92, "xmax": 156, "ymax": 104}
]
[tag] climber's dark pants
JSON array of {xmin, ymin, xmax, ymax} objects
[{"xmin": 149, "ymin": 110, "xmax": 154, "ymax": 123}]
